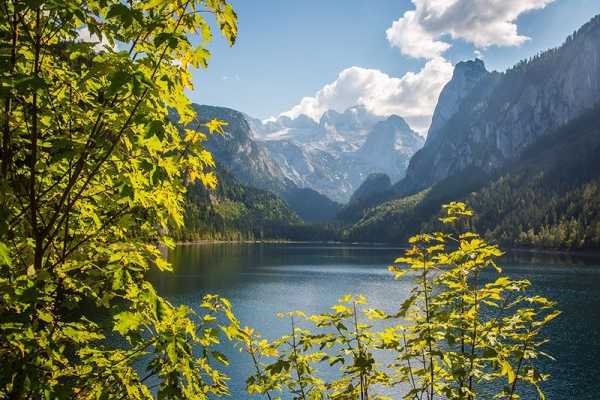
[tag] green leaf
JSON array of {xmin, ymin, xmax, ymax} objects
[
  {"xmin": 211, "ymin": 350, "xmax": 230, "ymax": 366},
  {"xmin": 113, "ymin": 311, "xmax": 143, "ymax": 335},
  {"xmin": 0, "ymin": 242, "xmax": 11, "ymax": 266}
]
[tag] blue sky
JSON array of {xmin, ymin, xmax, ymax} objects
[{"xmin": 189, "ymin": 0, "xmax": 600, "ymax": 130}]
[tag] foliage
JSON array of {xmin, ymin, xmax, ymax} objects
[
  {"xmin": 174, "ymin": 167, "xmax": 343, "ymax": 242},
  {"xmin": 342, "ymin": 189, "xmax": 429, "ymax": 243},
  {"xmin": 174, "ymin": 168, "xmax": 303, "ymax": 241},
  {"xmin": 469, "ymin": 176, "xmax": 600, "ymax": 249},
  {"xmin": 238, "ymin": 203, "xmax": 559, "ymax": 399},
  {"xmin": 0, "ymin": 0, "xmax": 239, "ymax": 398},
  {"xmin": 0, "ymin": 0, "xmax": 561, "ymax": 398}
]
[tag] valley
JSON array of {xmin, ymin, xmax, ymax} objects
[
  {"xmin": 180, "ymin": 14, "xmax": 600, "ymax": 251},
  {"xmin": 4, "ymin": 2, "xmax": 600, "ymax": 398}
]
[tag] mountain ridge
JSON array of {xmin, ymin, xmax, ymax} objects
[
  {"xmin": 250, "ymin": 106, "xmax": 423, "ymax": 202},
  {"xmin": 396, "ymin": 14, "xmax": 600, "ymax": 197},
  {"xmin": 191, "ymin": 104, "xmax": 345, "ymax": 222},
  {"xmin": 341, "ymin": 14, "xmax": 600, "ymax": 249}
]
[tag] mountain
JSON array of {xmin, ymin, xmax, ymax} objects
[
  {"xmin": 345, "ymin": 105, "xmax": 600, "ymax": 249},
  {"xmin": 192, "ymin": 104, "xmax": 341, "ymax": 222},
  {"xmin": 193, "ymin": 104, "xmax": 293, "ymax": 196},
  {"xmin": 336, "ymin": 173, "xmax": 393, "ymax": 223},
  {"xmin": 349, "ymin": 173, "xmax": 391, "ymax": 205},
  {"xmin": 463, "ymin": 105, "xmax": 600, "ymax": 249},
  {"xmin": 251, "ymin": 106, "xmax": 424, "ymax": 202},
  {"xmin": 283, "ymin": 187, "xmax": 342, "ymax": 223},
  {"xmin": 397, "ymin": 15, "xmax": 600, "ymax": 197},
  {"xmin": 343, "ymin": 15, "xmax": 600, "ymax": 249},
  {"xmin": 425, "ymin": 59, "xmax": 491, "ymax": 146},
  {"xmin": 175, "ymin": 168, "xmax": 302, "ymax": 241},
  {"xmin": 357, "ymin": 115, "xmax": 424, "ymax": 181}
]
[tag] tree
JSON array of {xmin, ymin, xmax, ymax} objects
[
  {"xmin": 239, "ymin": 203, "xmax": 559, "ymax": 399},
  {"xmin": 0, "ymin": 0, "xmax": 239, "ymax": 398},
  {"xmin": 382, "ymin": 202, "xmax": 559, "ymax": 399}
]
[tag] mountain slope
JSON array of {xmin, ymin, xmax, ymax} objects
[
  {"xmin": 349, "ymin": 173, "xmax": 391, "ymax": 205},
  {"xmin": 192, "ymin": 104, "xmax": 341, "ymax": 222},
  {"xmin": 425, "ymin": 59, "xmax": 491, "ymax": 145},
  {"xmin": 345, "ymin": 104, "xmax": 600, "ymax": 249},
  {"xmin": 343, "ymin": 15, "xmax": 600, "ymax": 249},
  {"xmin": 283, "ymin": 187, "xmax": 342, "ymax": 223},
  {"xmin": 176, "ymin": 168, "xmax": 301, "ymax": 241},
  {"xmin": 396, "ymin": 15, "xmax": 600, "ymax": 197},
  {"xmin": 253, "ymin": 106, "xmax": 423, "ymax": 202},
  {"xmin": 464, "ymin": 106, "xmax": 600, "ymax": 249},
  {"xmin": 194, "ymin": 104, "xmax": 293, "ymax": 195},
  {"xmin": 357, "ymin": 116, "xmax": 424, "ymax": 181}
]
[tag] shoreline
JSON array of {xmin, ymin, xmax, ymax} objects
[
  {"xmin": 507, "ymin": 247, "xmax": 600, "ymax": 258},
  {"xmin": 175, "ymin": 240, "xmax": 600, "ymax": 256},
  {"xmin": 176, "ymin": 239, "xmax": 393, "ymax": 246}
]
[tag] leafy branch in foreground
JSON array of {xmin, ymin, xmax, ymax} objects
[
  {"xmin": 0, "ymin": 0, "xmax": 238, "ymax": 398},
  {"xmin": 239, "ymin": 202, "xmax": 559, "ymax": 400}
]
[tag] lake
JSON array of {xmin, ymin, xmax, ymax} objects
[{"xmin": 150, "ymin": 243, "xmax": 600, "ymax": 399}]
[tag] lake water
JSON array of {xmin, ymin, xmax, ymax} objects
[{"xmin": 150, "ymin": 243, "xmax": 600, "ymax": 399}]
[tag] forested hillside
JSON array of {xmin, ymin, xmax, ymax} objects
[
  {"xmin": 175, "ymin": 168, "xmax": 342, "ymax": 242},
  {"xmin": 340, "ymin": 15, "xmax": 600, "ymax": 250},
  {"xmin": 344, "ymin": 106, "xmax": 600, "ymax": 249},
  {"xmin": 465, "ymin": 107, "xmax": 600, "ymax": 249},
  {"xmin": 174, "ymin": 169, "xmax": 301, "ymax": 241}
]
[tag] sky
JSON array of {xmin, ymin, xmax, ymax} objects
[{"xmin": 189, "ymin": 0, "xmax": 600, "ymax": 133}]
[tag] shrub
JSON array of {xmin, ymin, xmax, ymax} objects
[{"xmin": 237, "ymin": 202, "xmax": 559, "ymax": 400}]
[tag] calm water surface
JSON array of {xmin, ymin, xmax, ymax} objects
[{"xmin": 150, "ymin": 243, "xmax": 600, "ymax": 399}]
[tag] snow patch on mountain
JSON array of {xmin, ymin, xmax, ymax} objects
[{"xmin": 246, "ymin": 105, "xmax": 424, "ymax": 203}]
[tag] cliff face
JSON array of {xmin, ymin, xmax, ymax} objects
[
  {"xmin": 357, "ymin": 115, "xmax": 424, "ymax": 182},
  {"xmin": 426, "ymin": 59, "xmax": 490, "ymax": 146},
  {"xmin": 397, "ymin": 15, "xmax": 600, "ymax": 196},
  {"xmin": 191, "ymin": 104, "xmax": 342, "ymax": 222},
  {"xmin": 194, "ymin": 105, "xmax": 293, "ymax": 196}
]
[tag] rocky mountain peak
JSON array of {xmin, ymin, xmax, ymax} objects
[
  {"xmin": 398, "ymin": 14, "xmax": 600, "ymax": 198},
  {"xmin": 381, "ymin": 114, "xmax": 412, "ymax": 132},
  {"xmin": 426, "ymin": 59, "xmax": 490, "ymax": 145},
  {"xmin": 240, "ymin": 105, "xmax": 423, "ymax": 203},
  {"xmin": 318, "ymin": 105, "xmax": 383, "ymax": 134},
  {"xmin": 354, "ymin": 114, "xmax": 424, "ymax": 183},
  {"xmin": 453, "ymin": 58, "xmax": 486, "ymax": 76},
  {"xmin": 361, "ymin": 115, "xmax": 423, "ymax": 154},
  {"xmin": 288, "ymin": 114, "xmax": 318, "ymax": 129}
]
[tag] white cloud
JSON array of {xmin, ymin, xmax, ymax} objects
[
  {"xmin": 386, "ymin": 0, "xmax": 555, "ymax": 59},
  {"xmin": 278, "ymin": 0, "xmax": 553, "ymax": 133},
  {"xmin": 281, "ymin": 57, "xmax": 454, "ymax": 133}
]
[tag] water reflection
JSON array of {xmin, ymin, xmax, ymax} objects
[{"xmin": 148, "ymin": 244, "xmax": 600, "ymax": 399}]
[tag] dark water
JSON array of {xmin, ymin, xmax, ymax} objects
[{"xmin": 150, "ymin": 243, "xmax": 600, "ymax": 399}]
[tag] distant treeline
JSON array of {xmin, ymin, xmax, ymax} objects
[{"xmin": 174, "ymin": 169, "xmax": 340, "ymax": 242}]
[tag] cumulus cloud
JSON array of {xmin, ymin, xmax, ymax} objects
[
  {"xmin": 278, "ymin": 0, "xmax": 553, "ymax": 133},
  {"xmin": 281, "ymin": 57, "xmax": 454, "ymax": 133},
  {"xmin": 386, "ymin": 0, "xmax": 555, "ymax": 58}
]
